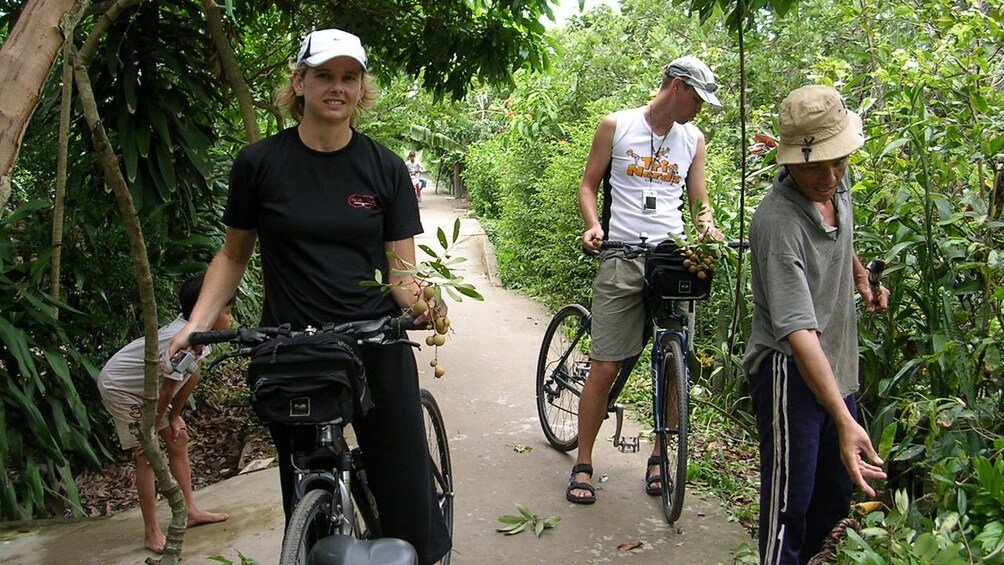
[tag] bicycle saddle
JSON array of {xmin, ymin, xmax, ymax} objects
[{"xmin": 308, "ymin": 536, "xmax": 419, "ymax": 565}]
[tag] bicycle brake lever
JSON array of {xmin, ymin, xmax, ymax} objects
[{"xmin": 381, "ymin": 337, "xmax": 422, "ymax": 349}]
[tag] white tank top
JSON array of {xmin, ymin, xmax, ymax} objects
[{"xmin": 602, "ymin": 106, "xmax": 702, "ymax": 244}]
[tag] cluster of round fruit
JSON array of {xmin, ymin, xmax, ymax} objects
[
  {"xmin": 681, "ymin": 246, "xmax": 715, "ymax": 280},
  {"xmin": 410, "ymin": 285, "xmax": 450, "ymax": 378}
]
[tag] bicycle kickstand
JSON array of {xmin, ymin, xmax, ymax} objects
[{"xmin": 611, "ymin": 403, "xmax": 640, "ymax": 453}]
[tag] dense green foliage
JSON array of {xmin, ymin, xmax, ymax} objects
[{"xmin": 459, "ymin": 0, "xmax": 1004, "ymax": 559}]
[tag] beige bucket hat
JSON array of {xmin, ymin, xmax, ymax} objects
[{"xmin": 776, "ymin": 85, "xmax": 864, "ymax": 165}]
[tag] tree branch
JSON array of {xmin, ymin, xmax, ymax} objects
[{"xmin": 202, "ymin": 0, "xmax": 261, "ymax": 143}]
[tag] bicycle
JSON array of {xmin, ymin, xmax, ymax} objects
[
  {"xmin": 536, "ymin": 237, "xmax": 737, "ymax": 524},
  {"xmin": 189, "ymin": 315, "xmax": 453, "ymax": 565}
]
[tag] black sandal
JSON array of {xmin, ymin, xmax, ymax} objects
[
  {"xmin": 566, "ymin": 463, "xmax": 596, "ymax": 504},
  {"xmin": 645, "ymin": 455, "xmax": 662, "ymax": 496}
]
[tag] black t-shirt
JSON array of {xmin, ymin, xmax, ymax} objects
[{"xmin": 224, "ymin": 127, "xmax": 422, "ymax": 328}]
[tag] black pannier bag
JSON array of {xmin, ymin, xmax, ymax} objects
[
  {"xmin": 645, "ymin": 241, "xmax": 714, "ymax": 301},
  {"xmin": 247, "ymin": 331, "xmax": 371, "ymax": 425}
]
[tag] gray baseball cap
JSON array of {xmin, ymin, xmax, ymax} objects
[{"xmin": 664, "ymin": 56, "xmax": 722, "ymax": 109}]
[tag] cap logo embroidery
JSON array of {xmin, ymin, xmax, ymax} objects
[{"xmin": 802, "ymin": 136, "xmax": 815, "ymax": 162}]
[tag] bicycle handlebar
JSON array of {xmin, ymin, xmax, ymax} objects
[
  {"xmin": 189, "ymin": 314, "xmax": 424, "ymax": 348},
  {"xmin": 596, "ymin": 239, "xmax": 748, "ymax": 256}
]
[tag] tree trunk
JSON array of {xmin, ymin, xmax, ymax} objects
[
  {"xmin": 51, "ymin": 41, "xmax": 74, "ymax": 314},
  {"xmin": 71, "ymin": 45, "xmax": 186, "ymax": 565},
  {"xmin": 202, "ymin": 0, "xmax": 261, "ymax": 143},
  {"xmin": 0, "ymin": 0, "xmax": 83, "ymax": 213},
  {"xmin": 453, "ymin": 162, "xmax": 464, "ymax": 198}
]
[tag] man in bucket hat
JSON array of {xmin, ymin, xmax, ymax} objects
[
  {"xmin": 743, "ymin": 85, "xmax": 889, "ymax": 564},
  {"xmin": 569, "ymin": 55, "xmax": 725, "ymax": 505}
]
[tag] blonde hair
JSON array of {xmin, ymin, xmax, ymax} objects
[{"xmin": 273, "ymin": 64, "xmax": 379, "ymax": 126}]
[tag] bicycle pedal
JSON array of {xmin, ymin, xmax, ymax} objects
[{"xmin": 617, "ymin": 436, "xmax": 640, "ymax": 453}]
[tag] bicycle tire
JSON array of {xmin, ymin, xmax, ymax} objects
[
  {"xmin": 536, "ymin": 304, "xmax": 591, "ymax": 451},
  {"xmin": 658, "ymin": 335, "xmax": 689, "ymax": 524},
  {"xmin": 279, "ymin": 488, "xmax": 335, "ymax": 565},
  {"xmin": 420, "ymin": 388, "xmax": 454, "ymax": 565}
]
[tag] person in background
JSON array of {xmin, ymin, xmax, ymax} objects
[
  {"xmin": 570, "ymin": 55, "xmax": 725, "ymax": 505},
  {"xmin": 406, "ymin": 149, "xmax": 427, "ymax": 202},
  {"xmin": 97, "ymin": 273, "xmax": 232, "ymax": 554},
  {"xmin": 744, "ymin": 85, "xmax": 889, "ymax": 564},
  {"xmin": 166, "ymin": 28, "xmax": 450, "ymax": 564}
]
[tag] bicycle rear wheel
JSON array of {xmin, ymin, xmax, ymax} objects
[
  {"xmin": 420, "ymin": 388, "xmax": 454, "ymax": 565},
  {"xmin": 658, "ymin": 335, "xmax": 689, "ymax": 524},
  {"xmin": 280, "ymin": 488, "xmax": 336, "ymax": 565},
  {"xmin": 536, "ymin": 304, "xmax": 591, "ymax": 451}
]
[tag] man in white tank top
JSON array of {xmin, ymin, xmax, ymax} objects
[{"xmin": 567, "ymin": 56, "xmax": 724, "ymax": 505}]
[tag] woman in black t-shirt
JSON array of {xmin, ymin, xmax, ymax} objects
[{"xmin": 168, "ymin": 28, "xmax": 451, "ymax": 565}]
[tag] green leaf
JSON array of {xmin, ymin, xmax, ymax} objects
[
  {"xmin": 456, "ymin": 284, "xmax": 484, "ymax": 301},
  {"xmin": 444, "ymin": 284, "xmax": 464, "ymax": 302},
  {"xmin": 452, "ymin": 218, "xmax": 461, "ymax": 243},
  {"xmin": 497, "ymin": 514, "xmax": 524, "ymax": 525},
  {"xmin": 123, "ymin": 136, "xmax": 139, "ymax": 183},
  {"xmin": 986, "ymin": 133, "xmax": 1004, "ymax": 157},
  {"xmin": 155, "ymin": 143, "xmax": 177, "ymax": 194},
  {"xmin": 500, "ymin": 521, "xmax": 528, "ymax": 535},
  {"xmin": 878, "ymin": 421, "xmax": 897, "ymax": 460},
  {"xmin": 893, "ymin": 444, "xmax": 925, "ymax": 461},
  {"xmin": 148, "ymin": 108, "xmax": 172, "ymax": 147},
  {"xmin": 533, "ymin": 519, "xmax": 545, "ymax": 537},
  {"xmin": 437, "ymin": 227, "xmax": 449, "ymax": 249},
  {"xmin": 0, "ymin": 318, "xmax": 40, "ymax": 383},
  {"xmin": 878, "ymin": 138, "xmax": 909, "ymax": 162},
  {"xmin": 418, "ymin": 244, "xmax": 438, "ymax": 258},
  {"xmin": 516, "ymin": 503, "xmax": 534, "ymax": 520},
  {"xmin": 4, "ymin": 199, "xmax": 51, "ymax": 224},
  {"xmin": 543, "ymin": 515, "xmax": 561, "ymax": 528}
]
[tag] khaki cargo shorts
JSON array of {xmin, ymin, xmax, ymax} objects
[
  {"xmin": 590, "ymin": 251, "xmax": 649, "ymax": 361},
  {"xmin": 590, "ymin": 250, "xmax": 693, "ymax": 361},
  {"xmin": 104, "ymin": 400, "xmax": 169, "ymax": 451}
]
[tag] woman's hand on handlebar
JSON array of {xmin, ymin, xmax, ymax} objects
[{"xmin": 582, "ymin": 226, "xmax": 605, "ymax": 253}]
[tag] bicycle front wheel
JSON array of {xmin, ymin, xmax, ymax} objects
[
  {"xmin": 421, "ymin": 388, "xmax": 454, "ymax": 565},
  {"xmin": 658, "ymin": 335, "xmax": 689, "ymax": 524},
  {"xmin": 280, "ymin": 488, "xmax": 336, "ymax": 565},
  {"xmin": 536, "ymin": 304, "xmax": 591, "ymax": 451}
]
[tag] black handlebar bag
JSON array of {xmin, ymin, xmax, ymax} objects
[
  {"xmin": 644, "ymin": 241, "xmax": 714, "ymax": 301},
  {"xmin": 247, "ymin": 332, "xmax": 372, "ymax": 425}
]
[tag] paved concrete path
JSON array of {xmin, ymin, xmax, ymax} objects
[{"xmin": 0, "ymin": 189, "xmax": 751, "ymax": 564}]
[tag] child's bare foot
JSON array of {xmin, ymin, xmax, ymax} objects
[
  {"xmin": 187, "ymin": 509, "xmax": 229, "ymax": 528},
  {"xmin": 144, "ymin": 530, "xmax": 166, "ymax": 554}
]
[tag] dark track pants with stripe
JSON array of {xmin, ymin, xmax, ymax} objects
[{"xmin": 751, "ymin": 352, "xmax": 855, "ymax": 565}]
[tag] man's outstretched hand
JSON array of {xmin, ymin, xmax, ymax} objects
[{"xmin": 839, "ymin": 421, "xmax": 887, "ymax": 497}]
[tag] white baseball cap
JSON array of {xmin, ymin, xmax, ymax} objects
[{"xmin": 295, "ymin": 29, "xmax": 367, "ymax": 70}]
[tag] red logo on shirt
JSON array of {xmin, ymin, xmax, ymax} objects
[{"xmin": 348, "ymin": 194, "xmax": 378, "ymax": 209}]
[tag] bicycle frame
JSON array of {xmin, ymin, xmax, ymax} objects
[{"xmin": 288, "ymin": 423, "xmax": 365, "ymax": 538}]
